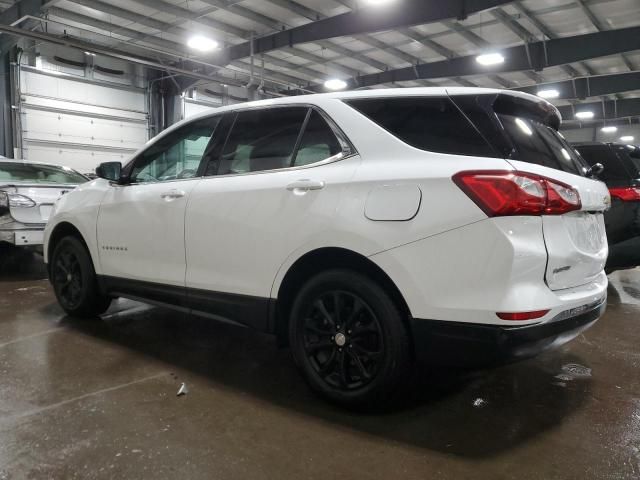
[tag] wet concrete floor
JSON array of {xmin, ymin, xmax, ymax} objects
[{"xmin": 0, "ymin": 246, "xmax": 638, "ymax": 479}]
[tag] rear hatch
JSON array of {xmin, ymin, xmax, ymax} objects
[{"xmin": 450, "ymin": 90, "xmax": 610, "ymax": 291}]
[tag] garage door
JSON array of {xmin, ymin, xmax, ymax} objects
[{"xmin": 19, "ymin": 67, "xmax": 148, "ymax": 175}]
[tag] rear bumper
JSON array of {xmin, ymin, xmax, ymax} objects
[
  {"xmin": 410, "ymin": 297, "xmax": 606, "ymax": 367},
  {"xmin": 0, "ymin": 227, "xmax": 45, "ymax": 246}
]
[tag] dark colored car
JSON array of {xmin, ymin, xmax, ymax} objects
[{"xmin": 574, "ymin": 142, "xmax": 640, "ymax": 271}]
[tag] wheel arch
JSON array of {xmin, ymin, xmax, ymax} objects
[
  {"xmin": 46, "ymin": 222, "xmax": 94, "ymax": 277},
  {"xmin": 273, "ymin": 247, "xmax": 413, "ymax": 348}
]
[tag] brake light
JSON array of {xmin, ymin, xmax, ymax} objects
[
  {"xmin": 609, "ymin": 187, "xmax": 640, "ymax": 202},
  {"xmin": 496, "ymin": 310, "xmax": 550, "ymax": 321},
  {"xmin": 453, "ymin": 170, "xmax": 581, "ymax": 217}
]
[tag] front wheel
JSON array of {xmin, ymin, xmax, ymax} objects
[
  {"xmin": 289, "ymin": 270, "xmax": 412, "ymax": 407},
  {"xmin": 51, "ymin": 236, "xmax": 111, "ymax": 318}
]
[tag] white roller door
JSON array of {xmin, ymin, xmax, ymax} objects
[{"xmin": 19, "ymin": 67, "xmax": 148, "ymax": 175}]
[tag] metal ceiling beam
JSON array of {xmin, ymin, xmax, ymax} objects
[
  {"xmin": 0, "ymin": 0, "xmax": 61, "ymax": 52},
  {"xmin": 516, "ymin": 71, "xmax": 640, "ymax": 100},
  {"xmin": 319, "ymin": 25, "xmax": 640, "ymax": 90},
  {"xmin": 558, "ymin": 98, "xmax": 640, "ymax": 123},
  {"xmin": 217, "ymin": 0, "xmax": 515, "ymax": 62},
  {"xmin": 575, "ymin": 0, "xmax": 635, "ymax": 71}
]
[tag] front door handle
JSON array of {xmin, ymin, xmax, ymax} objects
[
  {"xmin": 286, "ymin": 180, "xmax": 325, "ymax": 193},
  {"xmin": 160, "ymin": 189, "xmax": 186, "ymax": 201}
]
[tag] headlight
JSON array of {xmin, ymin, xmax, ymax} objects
[{"xmin": 0, "ymin": 191, "xmax": 36, "ymax": 208}]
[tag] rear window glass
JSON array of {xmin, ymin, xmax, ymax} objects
[
  {"xmin": 619, "ymin": 145, "xmax": 640, "ymax": 178},
  {"xmin": 498, "ymin": 114, "xmax": 588, "ymax": 175},
  {"xmin": 575, "ymin": 145, "xmax": 630, "ymax": 183},
  {"xmin": 345, "ymin": 97, "xmax": 498, "ymax": 158},
  {"xmin": 0, "ymin": 162, "xmax": 87, "ymax": 184}
]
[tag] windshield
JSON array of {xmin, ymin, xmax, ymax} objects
[{"xmin": 0, "ymin": 162, "xmax": 88, "ymax": 184}]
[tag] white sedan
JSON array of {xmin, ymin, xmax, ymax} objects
[
  {"xmin": 44, "ymin": 87, "xmax": 609, "ymax": 406},
  {"xmin": 0, "ymin": 160, "xmax": 88, "ymax": 249}
]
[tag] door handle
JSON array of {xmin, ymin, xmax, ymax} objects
[
  {"xmin": 286, "ymin": 180, "xmax": 325, "ymax": 193},
  {"xmin": 160, "ymin": 189, "xmax": 186, "ymax": 201}
]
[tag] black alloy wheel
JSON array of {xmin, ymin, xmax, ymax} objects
[
  {"xmin": 51, "ymin": 236, "xmax": 111, "ymax": 317},
  {"xmin": 289, "ymin": 270, "xmax": 411, "ymax": 406}
]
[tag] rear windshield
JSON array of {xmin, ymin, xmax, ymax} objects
[
  {"xmin": 452, "ymin": 94, "xmax": 589, "ymax": 175},
  {"xmin": 575, "ymin": 145, "xmax": 630, "ymax": 183},
  {"xmin": 0, "ymin": 162, "xmax": 88, "ymax": 184},
  {"xmin": 345, "ymin": 96, "xmax": 498, "ymax": 158},
  {"xmin": 620, "ymin": 145, "xmax": 640, "ymax": 178}
]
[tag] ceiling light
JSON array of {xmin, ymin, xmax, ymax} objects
[
  {"xmin": 476, "ymin": 53, "xmax": 505, "ymax": 66},
  {"xmin": 324, "ymin": 78, "xmax": 348, "ymax": 90},
  {"xmin": 620, "ymin": 136, "xmax": 635, "ymax": 143},
  {"xmin": 575, "ymin": 111, "xmax": 594, "ymax": 120},
  {"xmin": 364, "ymin": 0, "xmax": 394, "ymax": 4},
  {"xmin": 601, "ymin": 126, "xmax": 618, "ymax": 133},
  {"xmin": 84, "ymin": 51, "xmax": 96, "ymax": 56},
  {"xmin": 537, "ymin": 89, "xmax": 559, "ymax": 99},
  {"xmin": 187, "ymin": 35, "xmax": 218, "ymax": 52}
]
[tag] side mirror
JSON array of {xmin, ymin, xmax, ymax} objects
[
  {"xmin": 95, "ymin": 162, "xmax": 124, "ymax": 183},
  {"xmin": 586, "ymin": 163, "xmax": 605, "ymax": 179}
]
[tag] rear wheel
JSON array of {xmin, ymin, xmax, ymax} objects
[
  {"xmin": 289, "ymin": 270, "xmax": 411, "ymax": 407},
  {"xmin": 51, "ymin": 236, "xmax": 111, "ymax": 317}
]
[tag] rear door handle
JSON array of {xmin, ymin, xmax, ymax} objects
[
  {"xmin": 160, "ymin": 189, "xmax": 186, "ymax": 201},
  {"xmin": 286, "ymin": 180, "xmax": 325, "ymax": 193}
]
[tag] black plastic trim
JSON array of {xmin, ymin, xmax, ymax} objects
[
  {"xmin": 410, "ymin": 299, "xmax": 606, "ymax": 367},
  {"xmin": 99, "ymin": 275, "xmax": 271, "ymax": 331}
]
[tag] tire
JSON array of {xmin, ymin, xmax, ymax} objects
[
  {"xmin": 289, "ymin": 269, "xmax": 412, "ymax": 407},
  {"xmin": 50, "ymin": 236, "xmax": 111, "ymax": 318}
]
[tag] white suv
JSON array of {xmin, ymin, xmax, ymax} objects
[{"xmin": 44, "ymin": 88, "xmax": 609, "ymax": 406}]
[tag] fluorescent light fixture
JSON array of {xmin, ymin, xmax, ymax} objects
[
  {"xmin": 187, "ymin": 35, "xmax": 218, "ymax": 52},
  {"xmin": 84, "ymin": 51, "xmax": 96, "ymax": 56},
  {"xmin": 324, "ymin": 78, "xmax": 348, "ymax": 90},
  {"xmin": 476, "ymin": 53, "xmax": 505, "ymax": 66},
  {"xmin": 515, "ymin": 118, "xmax": 533, "ymax": 136},
  {"xmin": 537, "ymin": 89, "xmax": 559, "ymax": 99},
  {"xmin": 601, "ymin": 126, "xmax": 618, "ymax": 133},
  {"xmin": 364, "ymin": 0, "xmax": 393, "ymax": 4},
  {"xmin": 620, "ymin": 136, "xmax": 635, "ymax": 142},
  {"xmin": 575, "ymin": 111, "xmax": 594, "ymax": 120}
]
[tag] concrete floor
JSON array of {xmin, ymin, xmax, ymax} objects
[{"xmin": 0, "ymin": 246, "xmax": 639, "ymax": 480}]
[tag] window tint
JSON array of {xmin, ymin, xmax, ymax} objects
[
  {"xmin": 498, "ymin": 115, "xmax": 587, "ymax": 175},
  {"xmin": 616, "ymin": 145, "xmax": 640, "ymax": 178},
  {"xmin": 218, "ymin": 108, "xmax": 307, "ymax": 174},
  {"xmin": 575, "ymin": 145, "xmax": 629, "ymax": 183},
  {"xmin": 345, "ymin": 97, "xmax": 497, "ymax": 157},
  {"xmin": 0, "ymin": 162, "xmax": 87, "ymax": 184},
  {"xmin": 130, "ymin": 116, "xmax": 220, "ymax": 183},
  {"xmin": 293, "ymin": 111, "xmax": 342, "ymax": 166}
]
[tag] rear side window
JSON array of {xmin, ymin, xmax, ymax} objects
[
  {"xmin": 219, "ymin": 107, "xmax": 308, "ymax": 174},
  {"xmin": 575, "ymin": 145, "xmax": 630, "ymax": 183},
  {"xmin": 345, "ymin": 97, "xmax": 498, "ymax": 158},
  {"xmin": 292, "ymin": 111, "xmax": 342, "ymax": 167},
  {"xmin": 616, "ymin": 145, "xmax": 640, "ymax": 178}
]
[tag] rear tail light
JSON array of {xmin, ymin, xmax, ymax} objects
[
  {"xmin": 496, "ymin": 310, "xmax": 550, "ymax": 321},
  {"xmin": 0, "ymin": 191, "xmax": 36, "ymax": 208},
  {"xmin": 609, "ymin": 187, "xmax": 640, "ymax": 202},
  {"xmin": 453, "ymin": 170, "xmax": 581, "ymax": 217}
]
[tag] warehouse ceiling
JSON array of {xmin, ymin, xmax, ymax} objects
[{"xmin": 1, "ymin": 0, "xmax": 640, "ymax": 128}]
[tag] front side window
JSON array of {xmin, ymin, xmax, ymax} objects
[
  {"xmin": 345, "ymin": 96, "xmax": 497, "ymax": 158},
  {"xmin": 130, "ymin": 116, "xmax": 220, "ymax": 183},
  {"xmin": 218, "ymin": 107, "xmax": 308, "ymax": 175}
]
